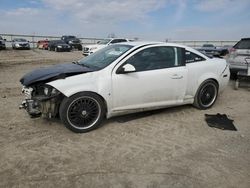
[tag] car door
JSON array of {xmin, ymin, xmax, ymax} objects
[{"xmin": 111, "ymin": 45, "xmax": 188, "ymax": 111}]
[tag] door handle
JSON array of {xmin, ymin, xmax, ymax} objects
[{"xmin": 171, "ymin": 74, "xmax": 183, "ymax": 79}]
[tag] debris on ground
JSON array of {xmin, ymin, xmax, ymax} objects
[{"xmin": 205, "ymin": 113, "xmax": 237, "ymax": 131}]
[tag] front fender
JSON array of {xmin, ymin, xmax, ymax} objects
[{"xmin": 47, "ymin": 72, "xmax": 110, "ymax": 100}]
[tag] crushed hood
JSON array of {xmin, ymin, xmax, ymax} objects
[{"xmin": 20, "ymin": 63, "xmax": 92, "ymax": 86}]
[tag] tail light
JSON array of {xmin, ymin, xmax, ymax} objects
[{"xmin": 229, "ymin": 48, "xmax": 236, "ymax": 53}]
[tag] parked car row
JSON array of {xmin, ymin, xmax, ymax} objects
[{"xmin": 37, "ymin": 35, "xmax": 82, "ymax": 52}]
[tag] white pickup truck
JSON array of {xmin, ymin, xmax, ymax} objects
[{"xmin": 82, "ymin": 38, "xmax": 129, "ymax": 56}]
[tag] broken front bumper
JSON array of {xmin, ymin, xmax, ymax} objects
[{"xmin": 19, "ymin": 86, "xmax": 62, "ymax": 118}]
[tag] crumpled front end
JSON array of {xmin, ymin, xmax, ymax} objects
[{"xmin": 19, "ymin": 84, "xmax": 63, "ymax": 118}]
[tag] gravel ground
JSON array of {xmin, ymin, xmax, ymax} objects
[{"xmin": 0, "ymin": 49, "xmax": 250, "ymax": 188}]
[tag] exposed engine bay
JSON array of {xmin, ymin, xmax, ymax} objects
[
  {"xmin": 19, "ymin": 84, "xmax": 63, "ymax": 118},
  {"xmin": 19, "ymin": 62, "xmax": 93, "ymax": 118}
]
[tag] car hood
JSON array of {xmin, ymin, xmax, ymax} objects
[{"xmin": 20, "ymin": 63, "xmax": 93, "ymax": 86}]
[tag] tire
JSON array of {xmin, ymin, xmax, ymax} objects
[
  {"xmin": 59, "ymin": 92, "xmax": 106, "ymax": 133},
  {"xmin": 193, "ymin": 80, "xmax": 218, "ymax": 109}
]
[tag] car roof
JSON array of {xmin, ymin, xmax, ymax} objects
[
  {"xmin": 117, "ymin": 41, "xmax": 209, "ymax": 59},
  {"xmin": 241, "ymin": 38, "xmax": 250, "ymax": 40},
  {"xmin": 119, "ymin": 41, "xmax": 191, "ymax": 48}
]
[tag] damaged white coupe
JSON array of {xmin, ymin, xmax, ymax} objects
[{"xmin": 20, "ymin": 42, "xmax": 230, "ymax": 133}]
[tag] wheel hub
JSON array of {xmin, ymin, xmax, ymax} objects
[{"xmin": 81, "ymin": 110, "xmax": 87, "ymax": 116}]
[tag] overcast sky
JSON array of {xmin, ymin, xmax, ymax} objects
[{"xmin": 0, "ymin": 0, "xmax": 250, "ymax": 41}]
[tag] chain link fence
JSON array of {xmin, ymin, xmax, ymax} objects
[
  {"xmin": 1, "ymin": 33, "xmax": 238, "ymax": 49},
  {"xmin": 0, "ymin": 33, "xmax": 103, "ymax": 48}
]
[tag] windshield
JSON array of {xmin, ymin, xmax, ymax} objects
[
  {"xmin": 78, "ymin": 44, "xmax": 133, "ymax": 70},
  {"xmin": 54, "ymin": 40, "xmax": 66, "ymax": 44},
  {"xmin": 98, "ymin": 39, "xmax": 112, "ymax": 45},
  {"xmin": 15, "ymin": 38, "xmax": 27, "ymax": 42},
  {"xmin": 67, "ymin": 36, "xmax": 76, "ymax": 39}
]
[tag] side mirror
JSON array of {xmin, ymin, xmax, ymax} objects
[{"xmin": 117, "ymin": 64, "xmax": 136, "ymax": 74}]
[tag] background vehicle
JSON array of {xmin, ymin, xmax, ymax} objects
[
  {"xmin": 48, "ymin": 40, "xmax": 71, "ymax": 52},
  {"xmin": 0, "ymin": 36, "xmax": 6, "ymax": 50},
  {"xmin": 12, "ymin": 38, "xmax": 30, "ymax": 50},
  {"xmin": 217, "ymin": 45, "xmax": 232, "ymax": 56},
  {"xmin": 197, "ymin": 44, "xmax": 219, "ymax": 56},
  {"xmin": 227, "ymin": 38, "xmax": 250, "ymax": 76},
  {"xmin": 61, "ymin": 35, "xmax": 82, "ymax": 50},
  {"xmin": 20, "ymin": 42, "xmax": 229, "ymax": 133},
  {"xmin": 83, "ymin": 38, "xmax": 129, "ymax": 56},
  {"xmin": 37, "ymin": 39, "xmax": 49, "ymax": 50}
]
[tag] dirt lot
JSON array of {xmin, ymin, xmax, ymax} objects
[{"xmin": 0, "ymin": 49, "xmax": 250, "ymax": 188}]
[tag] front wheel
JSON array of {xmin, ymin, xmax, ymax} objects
[
  {"xmin": 193, "ymin": 80, "xmax": 218, "ymax": 109},
  {"xmin": 59, "ymin": 92, "xmax": 106, "ymax": 133}
]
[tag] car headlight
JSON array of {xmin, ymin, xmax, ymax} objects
[
  {"xmin": 69, "ymin": 41, "xmax": 73, "ymax": 44},
  {"xmin": 44, "ymin": 87, "xmax": 49, "ymax": 95},
  {"xmin": 57, "ymin": 45, "xmax": 62, "ymax": 48},
  {"xmin": 43, "ymin": 85, "xmax": 60, "ymax": 97},
  {"xmin": 15, "ymin": 43, "xmax": 20, "ymax": 47}
]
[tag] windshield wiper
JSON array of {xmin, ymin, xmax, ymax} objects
[
  {"xmin": 72, "ymin": 61, "xmax": 90, "ymax": 68},
  {"xmin": 72, "ymin": 61, "xmax": 79, "ymax": 65}
]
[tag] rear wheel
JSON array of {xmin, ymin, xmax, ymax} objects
[
  {"xmin": 194, "ymin": 80, "xmax": 218, "ymax": 109},
  {"xmin": 59, "ymin": 92, "xmax": 106, "ymax": 133}
]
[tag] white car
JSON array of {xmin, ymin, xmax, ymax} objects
[
  {"xmin": 20, "ymin": 42, "xmax": 230, "ymax": 133},
  {"xmin": 12, "ymin": 38, "xmax": 30, "ymax": 50},
  {"xmin": 82, "ymin": 38, "xmax": 129, "ymax": 56}
]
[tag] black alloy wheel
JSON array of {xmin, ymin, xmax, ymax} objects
[
  {"xmin": 60, "ymin": 92, "xmax": 105, "ymax": 133},
  {"xmin": 194, "ymin": 80, "xmax": 218, "ymax": 109}
]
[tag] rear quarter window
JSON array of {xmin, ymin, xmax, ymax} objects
[
  {"xmin": 234, "ymin": 39, "xmax": 250, "ymax": 49},
  {"xmin": 185, "ymin": 51, "xmax": 205, "ymax": 63}
]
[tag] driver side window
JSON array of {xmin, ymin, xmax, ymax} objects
[{"xmin": 125, "ymin": 46, "xmax": 184, "ymax": 72}]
